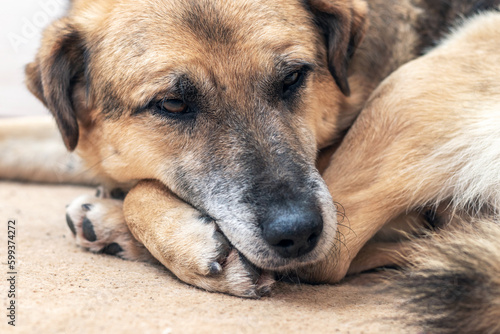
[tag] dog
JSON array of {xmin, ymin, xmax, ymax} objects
[{"xmin": 1, "ymin": 0, "xmax": 499, "ymax": 331}]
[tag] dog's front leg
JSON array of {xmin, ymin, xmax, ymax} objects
[{"xmin": 123, "ymin": 180, "xmax": 274, "ymax": 298}]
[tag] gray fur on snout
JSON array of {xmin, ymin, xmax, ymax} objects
[{"xmin": 161, "ymin": 109, "xmax": 337, "ymax": 270}]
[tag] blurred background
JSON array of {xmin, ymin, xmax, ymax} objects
[{"xmin": 0, "ymin": 0, "xmax": 67, "ymax": 117}]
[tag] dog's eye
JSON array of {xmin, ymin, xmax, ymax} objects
[
  {"xmin": 157, "ymin": 99, "xmax": 188, "ymax": 114},
  {"xmin": 284, "ymin": 72, "xmax": 300, "ymax": 86},
  {"xmin": 282, "ymin": 71, "xmax": 303, "ymax": 96}
]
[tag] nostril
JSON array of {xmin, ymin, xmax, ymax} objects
[
  {"xmin": 307, "ymin": 232, "xmax": 319, "ymax": 245},
  {"xmin": 276, "ymin": 239, "xmax": 294, "ymax": 248}
]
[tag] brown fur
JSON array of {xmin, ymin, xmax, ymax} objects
[
  {"xmin": 395, "ymin": 219, "xmax": 500, "ymax": 333},
  {"xmin": 26, "ymin": 0, "xmax": 378, "ymax": 275},
  {"xmin": 19, "ymin": 0, "xmax": 500, "ymax": 331},
  {"xmin": 296, "ymin": 9, "xmax": 500, "ymax": 282},
  {"xmin": 124, "ymin": 180, "xmax": 275, "ymax": 298}
]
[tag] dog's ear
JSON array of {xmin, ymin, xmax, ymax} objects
[
  {"xmin": 309, "ymin": 0, "xmax": 368, "ymax": 96},
  {"xmin": 25, "ymin": 18, "xmax": 86, "ymax": 151}
]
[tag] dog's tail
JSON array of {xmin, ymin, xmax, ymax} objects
[
  {"xmin": 0, "ymin": 116, "xmax": 99, "ymax": 185},
  {"xmin": 396, "ymin": 218, "xmax": 500, "ymax": 333}
]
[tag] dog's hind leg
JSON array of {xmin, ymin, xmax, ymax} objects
[
  {"xmin": 0, "ymin": 116, "xmax": 99, "ymax": 185},
  {"xmin": 298, "ymin": 11, "xmax": 500, "ymax": 283},
  {"xmin": 123, "ymin": 180, "xmax": 275, "ymax": 298}
]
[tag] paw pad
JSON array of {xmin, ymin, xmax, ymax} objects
[
  {"xmin": 82, "ymin": 218, "xmax": 97, "ymax": 242},
  {"xmin": 66, "ymin": 213, "xmax": 77, "ymax": 236},
  {"xmin": 101, "ymin": 243, "xmax": 123, "ymax": 256}
]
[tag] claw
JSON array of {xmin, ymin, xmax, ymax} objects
[{"xmin": 209, "ymin": 262, "xmax": 223, "ymax": 275}]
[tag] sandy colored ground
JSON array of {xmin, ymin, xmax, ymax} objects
[{"xmin": 0, "ymin": 181, "xmax": 417, "ymax": 333}]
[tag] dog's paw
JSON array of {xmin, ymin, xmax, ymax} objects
[
  {"xmin": 65, "ymin": 193, "xmax": 154, "ymax": 262},
  {"xmin": 123, "ymin": 180, "xmax": 275, "ymax": 298},
  {"xmin": 120, "ymin": 180, "xmax": 276, "ymax": 298},
  {"xmin": 196, "ymin": 248, "xmax": 275, "ymax": 298},
  {"xmin": 170, "ymin": 218, "xmax": 275, "ymax": 298}
]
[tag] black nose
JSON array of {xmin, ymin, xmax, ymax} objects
[{"xmin": 261, "ymin": 204, "xmax": 323, "ymax": 258}]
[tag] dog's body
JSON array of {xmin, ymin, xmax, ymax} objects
[{"xmin": 2, "ymin": 0, "xmax": 500, "ymax": 331}]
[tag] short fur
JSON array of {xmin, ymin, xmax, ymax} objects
[{"xmin": 1, "ymin": 1, "xmax": 500, "ymax": 332}]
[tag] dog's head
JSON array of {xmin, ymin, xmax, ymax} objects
[{"xmin": 26, "ymin": 0, "xmax": 367, "ymax": 270}]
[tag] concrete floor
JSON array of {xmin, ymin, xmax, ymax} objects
[{"xmin": 0, "ymin": 0, "xmax": 66, "ymax": 117}]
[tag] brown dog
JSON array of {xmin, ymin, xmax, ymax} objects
[
  {"xmin": 27, "ymin": 0, "xmax": 373, "ymax": 297},
  {"xmin": 12, "ymin": 0, "xmax": 500, "ymax": 325}
]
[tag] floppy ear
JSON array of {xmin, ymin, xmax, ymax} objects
[
  {"xmin": 309, "ymin": 0, "xmax": 368, "ymax": 96},
  {"xmin": 25, "ymin": 18, "xmax": 86, "ymax": 151}
]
